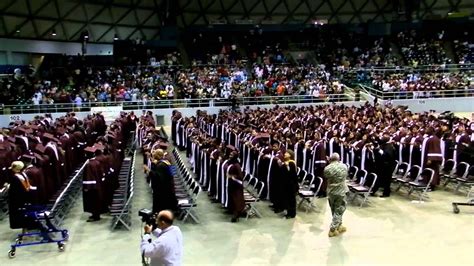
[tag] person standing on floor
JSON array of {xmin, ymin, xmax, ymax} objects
[
  {"xmin": 372, "ymin": 132, "xmax": 397, "ymax": 197},
  {"xmin": 227, "ymin": 150, "xmax": 246, "ymax": 223},
  {"xmin": 323, "ymin": 153, "xmax": 349, "ymax": 237},
  {"xmin": 141, "ymin": 210, "xmax": 183, "ymax": 266},
  {"xmin": 280, "ymin": 150, "xmax": 298, "ymax": 219},
  {"xmin": 148, "ymin": 149, "xmax": 178, "ymax": 214}
]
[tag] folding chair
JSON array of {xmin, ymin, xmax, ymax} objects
[
  {"xmin": 178, "ymin": 185, "xmax": 201, "ymax": 223},
  {"xmin": 245, "ymin": 181, "xmax": 264, "ymax": 219},
  {"xmin": 347, "ymin": 165, "xmax": 358, "ymax": 181},
  {"xmin": 395, "ymin": 165, "xmax": 421, "ymax": 192},
  {"xmin": 300, "ymin": 173, "xmax": 315, "ymax": 190},
  {"xmin": 297, "ymin": 169, "xmax": 307, "ymax": 185},
  {"xmin": 176, "ymin": 181, "xmax": 196, "ymax": 199},
  {"xmin": 245, "ymin": 176, "xmax": 258, "ymax": 197},
  {"xmin": 243, "ymin": 173, "xmax": 252, "ymax": 185},
  {"xmin": 111, "ymin": 191, "xmax": 134, "ymax": 230},
  {"xmin": 350, "ymin": 173, "xmax": 377, "ymax": 207},
  {"xmin": 408, "ymin": 168, "xmax": 434, "ymax": 202},
  {"xmin": 444, "ymin": 161, "xmax": 467, "ymax": 184},
  {"xmin": 440, "ymin": 159, "xmax": 456, "ymax": 183},
  {"xmin": 298, "ymin": 176, "xmax": 322, "ymax": 213},
  {"xmin": 348, "ymin": 169, "xmax": 367, "ymax": 189},
  {"xmin": 454, "ymin": 165, "xmax": 474, "ymax": 194},
  {"xmin": 392, "ymin": 162, "xmax": 409, "ymax": 181}
]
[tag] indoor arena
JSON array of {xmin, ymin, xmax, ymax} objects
[{"xmin": 0, "ymin": 0, "xmax": 473, "ymax": 265}]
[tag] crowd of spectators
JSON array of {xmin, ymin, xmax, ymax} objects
[
  {"xmin": 3, "ymin": 27, "xmax": 474, "ymax": 107},
  {"xmin": 1, "ymin": 65, "xmax": 179, "ymax": 106},
  {"xmin": 174, "ymin": 64, "xmax": 345, "ymax": 99},
  {"xmin": 370, "ymin": 71, "xmax": 473, "ymax": 98},
  {"xmin": 185, "ymin": 32, "xmax": 242, "ymax": 65},
  {"xmin": 453, "ymin": 31, "xmax": 473, "ymax": 64},
  {"xmin": 1, "ymin": 62, "xmax": 348, "ymax": 107},
  {"xmin": 397, "ymin": 30, "xmax": 451, "ymax": 66}
]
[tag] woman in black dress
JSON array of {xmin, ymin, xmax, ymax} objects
[
  {"xmin": 7, "ymin": 161, "xmax": 35, "ymax": 230},
  {"xmin": 281, "ymin": 150, "xmax": 298, "ymax": 219}
]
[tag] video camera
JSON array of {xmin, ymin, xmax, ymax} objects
[{"xmin": 138, "ymin": 208, "xmax": 155, "ymax": 226}]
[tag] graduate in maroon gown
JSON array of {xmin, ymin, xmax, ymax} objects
[
  {"xmin": 226, "ymin": 150, "xmax": 245, "ymax": 223},
  {"xmin": 422, "ymin": 127, "xmax": 443, "ymax": 188},
  {"xmin": 22, "ymin": 154, "xmax": 48, "ymax": 205},
  {"xmin": 82, "ymin": 146, "xmax": 107, "ymax": 222}
]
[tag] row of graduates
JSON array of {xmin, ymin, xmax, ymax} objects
[
  {"xmin": 186, "ymin": 130, "xmax": 300, "ymax": 220},
  {"xmin": 82, "ymin": 112, "xmax": 138, "ymax": 222},
  {"xmin": 172, "ymin": 104, "xmax": 473, "ymax": 200},
  {"xmin": 1, "ymin": 112, "xmax": 107, "ymax": 229}
]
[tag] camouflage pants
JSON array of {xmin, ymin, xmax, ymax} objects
[{"xmin": 328, "ymin": 194, "xmax": 347, "ymax": 231}]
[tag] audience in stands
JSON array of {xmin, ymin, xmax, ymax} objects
[
  {"xmin": 397, "ymin": 30, "xmax": 451, "ymax": 66},
  {"xmin": 175, "ymin": 64, "xmax": 345, "ymax": 99},
  {"xmin": 453, "ymin": 31, "xmax": 473, "ymax": 65},
  {"xmin": 3, "ymin": 27, "xmax": 474, "ymax": 107},
  {"xmin": 371, "ymin": 71, "xmax": 473, "ymax": 98}
]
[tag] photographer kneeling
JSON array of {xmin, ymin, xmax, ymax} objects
[{"xmin": 140, "ymin": 210, "xmax": 183, "ymax": 266}]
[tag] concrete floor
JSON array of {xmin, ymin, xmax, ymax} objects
[{"xmin": 1, "ymin": 149, "xmax": 473, "ymax": 265}]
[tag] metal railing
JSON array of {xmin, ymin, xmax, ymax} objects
[
  {"xmin": 0, "ymin": 94, "xmax": 352, "ymax": 115},
  {"xmin": 358, "ymin": 84, "xmax": 474, "ymax": 100},
  {"xmin": 340, "ymin": 63, "xmax": 474, "ymax": 73},
  {"xmin": 0, "ymin": 86, "xmax": 471, "ymax": 115}
]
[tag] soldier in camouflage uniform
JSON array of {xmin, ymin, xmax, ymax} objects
[{"xmin": 323, "ymin": 153, "xmax": 349, "ymax": 237}]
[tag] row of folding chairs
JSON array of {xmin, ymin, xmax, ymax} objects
[
  {"xmin": 390, "ymin": 162, "xmax": 434, "ymax": 202},
  {"xmin": 110, "ymin": 150, "xmax": 136, "ymax": 230},
  {"xmin": 296, "ymin": 168, "xmax": 322, "ymax": 212},
  {"xmin": 439, "ymin": 160, "xmax": 474, "ymax": 194},
  {"xmin": 344, "ymin": 165, "xmax": 378, "ymax": 207},
  {"xmin": 48, "ymin": 161, "xmax": 88, "ymax": 225},
  {"xmin": 242, "ymin": 172, "xmax": 265, "ymax": 219},
  {"xmin": 172, "ymin": 148, "xmax": 201, "ymax": 223}
]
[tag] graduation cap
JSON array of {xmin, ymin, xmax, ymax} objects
[
  {"xmin": 35, "ymin": 144, "xmax": 46, "ymax": 154},
  {"xmin": 29, "ymin": 124, "xmax": 39, "ymax": 130},
  {"xmin": 7, "ymin": 136, "xmax": 15, "ymax": 143},
  {"xmin": 94, "ymin": 143, "xmax": 106, "ymax": 151},
  {"xmin": 43, "ymin": 133, "xmax": 59, "ymax": 142},
  {"xmin": 226, "ymin": 145, "xmax": 237, "ymax": 151},
  {"xmin": 27, "ymin": 134, "xmax": 40, "ymax": 143},
  {"xmin": 21, "ymin": 154, "xmax": 36, "ymax": 163},
  {"xmin": 84, "ymin": 146, "xmax": 97, "ymax": 153},
  {"xmin": 18, "ymin": 127, "xmax": 33, "ymax": 134}
]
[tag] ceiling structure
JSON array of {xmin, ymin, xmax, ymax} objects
[{"xmin": 0, "ymin": 0, "xmax": 472, "ymax": 43}]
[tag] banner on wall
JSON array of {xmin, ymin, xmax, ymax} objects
[{"xmin": 90, "ymin": 106, "xmax": 123, "ymax": 122}]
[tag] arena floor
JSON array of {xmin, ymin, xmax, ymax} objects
[{"xmin": 0, "ymin": 129, "xmax": 473, "ymax": 266}]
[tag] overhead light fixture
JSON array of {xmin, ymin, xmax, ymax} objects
[
  {"xmin": 15, "ymin": 29, "xmax": 20, "ymax": 33},
  {"xmin": 51, "ymin": 29, "xmax": 57, "ymax": 36},
  {"xmin": 84, "ymin": 31, "xmax": 89, "ymax": 39},
  {"xmin": 114, "ymin": 34, "xmax": 119, "ymax": 40}
]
